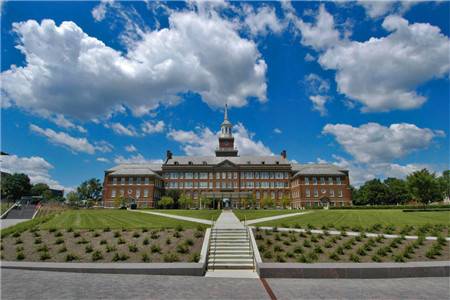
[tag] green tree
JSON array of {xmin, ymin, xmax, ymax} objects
[
  {"xmin": 384, "ymin": 177, "xmax": 410, "ymax": 205},
  {"xmin": 281, "ymin": 195, "xmax": 291, "ymax": 209},
  {"xmin": 407, "ymin": 169, "xmax": 441, "ymax": 205},
  {"xmin": 1, "ymin": 173, "xmax": 32, "ymax": 201},
  {"xmin": 437, "ymin": 170, "xmax": 450, "ymax": 201},
  {"xmin": 261, "ymin": 196, "xmax": 274, "ymax": 209},
  {"xmin": 66, "ymin": 191, "xmax": 80, "ymax": 208},
  {"xmin": 350, "ymin": 186, "xmax": 365, "ymax": 205},
  {"xmin": 178, "ymin": 193, "xmax": 193, "ymax": 209},
  {"xmin": 77, "ymin": 178, "xmax": 103, "ymax": 203},
  {"xmin": 113, "ymin": 195, "xmax": 129, "ymax": 208},
  {"xmin": 31, "ymin": 183, "xmax": 51, "ymax": 197},
  {"xmin": 358, "ymin": 179, "xmax": 389, "ymax": 205},
  {"xmin": 165, "ymin": 190, "xmax": 181, "ymax": 207},
  {"xmin": 159, "ymin": 196, "xmax": 174, "ymax": 208}
]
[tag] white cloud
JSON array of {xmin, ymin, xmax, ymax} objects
[
  {"xmin": 91, "ymin": 0, "xmax": 114, "ymax": 22},
  {"xmin": 1, "ymin": 14, "xmax": 267, "ymax": 120},
  {"xmin": 30, "ymin": 124, "xmax": 112, "ymax": 154},
  {"xmin": 273, "ymin": 128, "xmax": 282, "ymax": 134},
  {"xmin": 318, "ymin": 15, "xmax": 450, "ymax": 112},
  {"xmin": 305, "ymin": 73, "xmax": 330, "ymax": 93},
  {"xmin": 309, "ymin": 95, "xmax": 329, "ymax": 116},
  {"xmin": 304, "ymin": 53, "xmax": 315, "ymax": 62},
  {"xmin": 141, "ymin": 120, "xmax": 165, "ymax": 135},
  {"xmin": 96, "ymin": 157, "xmax": 110, "ymax": 163},
  {"xmin": 113, "ymin": 154, "xmax": 163, "ymax": 164},
  {"xmin": 243, "ymin": 5, "xmax": 284, "ymax": 36},
  {"xmin": 323, "ymin": 122, "xmax": 445, "ymax": 164},
  {"xmin": 125, "ymin": 144, "xmax": 137, "ymax": 152},
  {"xmin": 50, "ymin": 114, "xmax": 86, "ymax": 133},
  {"xmin": 109, "ymin": 122, "xmax": 138, "ymax": 137},
  {"xmin": 356, "ymin": 1, "xmax": 429, "ymax": 19},
  {"xmin": 0, "ymin": 154, "xmax": 66, "ymax": 190},
  {"xmin": 167, "ymin": 123, "xmax": 272, "ymax": 156}
]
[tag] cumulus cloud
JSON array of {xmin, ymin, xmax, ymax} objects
[
  {"xmin": 309, "ymin": 95, "xmax": 329, "ymax": 116},
  {"xmin": 113, "ymin": 154, "xmax": 163, "ymax": 164},
  {"xmin": 304, "ymin": 53, "xmax": 315, "ymax": 62},
  {"xmin": 96, "ymin": 157, "xmax": 110, "ymax": 163},
  {"xmin": 141, "ymin": 120, "xmax": 165, "ymax": 135},
  {"xmin": 50, "ymin": 114, "xmax": 86, "ymax": 133},
  {"xmin": 273, "ymin": 128, "xmax": 282, "ymax": 134},
  {"xmin": 305, "ymin": 73, "xmax": 330, "ymax": 94},
  {"xmin": 125, "ymin": 145, "xmax": 137, "ymax": 152},
  {"xmin": 108, "ymin": 122, "xmax": 138, "ymax": 137},
  {"xmin": 1, "ymin": 14, "xmax": 267, "ymax": 120},
  {"xmin": 30, "ymin": 124, "xmax": 112, "ymax": 154},
  {"xmin": 167, "ymin": 123, "xmax": 272, "ymax": 156},
  {"xmin": 0, "ymin": 154, "xmax": 66, "ymax": 190},
  {"xmin": 319, "ymin": 15, "xmax": 450, "ymax": 112},
  {"xmin": 243, "ymin": 5, "xmax": 284, "ymax": 36},
  {"xmin": 356, "ymin": 1, "xmax": 428, "ymax": 19},
  {"xmin": 323, "ymin": 122, "xmax": 445, "ymax": 164},
  {"xmin": 91, "ymin": 0, "xmax": 114, "ymax": 22}
]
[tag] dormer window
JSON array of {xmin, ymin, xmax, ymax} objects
[
  {"xmin": 174, "ymin": 161, "xmax": 179, "ymax": 165},
  {"xmin": 275, "ymin": 161, "xmax": 279, "ymax": 165},
  {"xmin": 188, "ymin": 161, "xmax": 193, "ymax": 165},
  {"xmin": 202, "ymin": 161, "xmax": 207, "ymax": 165},
  {"xmin": 261, "ymin": 161, "xmax": 265, "ymax": 165}
]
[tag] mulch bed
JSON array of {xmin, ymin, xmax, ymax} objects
[
  {"xmin": 254, "ymin": 228, "xmax": 450, "ymax": 263},
  {"xmin": 1, "ymin": 228, "xmax": 204, "ymax": 263}
]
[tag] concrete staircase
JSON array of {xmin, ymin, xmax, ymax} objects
[{"xmin": 208, "ymin": 228, "xmax": 254, "ymax": 270}]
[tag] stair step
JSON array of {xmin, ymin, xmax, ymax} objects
[
  {"xmin": 207, "ymin": 263, "xmax": 254, "ymax": 270},
  {"xmin": 209, "ymin": 255, "xmax": 253, "ymax": 259}
]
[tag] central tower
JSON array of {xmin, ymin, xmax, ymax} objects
[{"xmin": 215, "ymin": 104, "xmax": 238, "ymax": 157}]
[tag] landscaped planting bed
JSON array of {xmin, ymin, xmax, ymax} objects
[
  {"xmin": 254, "ymin": 228, "xmax": 450, "ymax": 263},
  {"xmin": 1, "ymin": 225, "xmax": 205, "ymax": 263}
]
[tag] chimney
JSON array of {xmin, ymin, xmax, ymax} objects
[{"xmin": 281, "ymin": 150, "xmax": 287, "ymax": 159}]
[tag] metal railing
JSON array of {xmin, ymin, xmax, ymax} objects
[
  {"xmin": 210, "ymin": 217, "xmax": 217, "ymax": 271},
  {"xmin": 244, "ymin": 215, "xmax": 256, "ymax": 271}
]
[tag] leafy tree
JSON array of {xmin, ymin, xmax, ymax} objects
[
  {"xmin": 67, "ymin": 191, "xmax": 80, "ymax": 208},
  {"xmin": 358, "ymin": 179, "xmax": 389, "ymax": 205},
  {"xmin": 31, "ymin": 183, "xmax": 51, "ymax": 197},
  {"xmin": 281, "ymin": 195, "xmax": 291, "ymax": 209},
  {"xmin": 199, "ymin": 195, "xmax": 210, "ymax": 209},
  {"xmin": 261, "ymin": 196, "xmax": 274, "ymax": 209},
  {"xmin": 1, "ymin": 173, "xmax": 32, "ymax": 201},
  {"xmin": 113, "ymin": 195, "xmax": 129, "ymax": 208},
  {"xmin": 178, "ymin": 193, "xmax": 193, "ymax": 209},
  {"xmin": 77, "ymin": 178, "xmax": 102, "ymax": 203},
  {"xmin": 247, "ymin": 194, "xmax": 256, "ymax": 209},
  {"xmin": 159, "ymin": 196, "xmax": 174, "ymax": 208},
  {"xmin": 165, "ymin": 190, "xmax": 181, "ymax": 208},
  {"xmin": 407, "ymin": 169, "xmax": 441, "ymax": 205},
  {"xmin": 437, "ymin": 170, "xmax": 450, "ymax": 200},
  {"xmin": 384, "ymin": 177, "xmax": 410, "ymax": 205}
]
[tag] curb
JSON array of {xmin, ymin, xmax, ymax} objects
[
  {"xmin": 1, "ymin": 261, "xmax": 205, "ymax": 276},
  {"xmin": 258, "ymin": 261, "xmax": 450, "ymax": 279}
]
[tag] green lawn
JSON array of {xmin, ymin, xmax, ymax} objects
[
  {"xmin": 254, "ymin": 209, "xmax": 450, "ymax": 229},
  {"xmin": 232, "ymin": 209, "xmax": 297, "ymax": 221},
  {"xmin": 40, "ymin": 209, "xmax": 205, "ymax": 230},
  {"xmin": 152, "ymin": 209, "xmax": 221, "ymax": 220}
]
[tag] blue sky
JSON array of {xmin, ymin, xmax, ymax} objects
[{"xmin": 1, "ymin": 0, "xmax": 449, "ymax": 191}]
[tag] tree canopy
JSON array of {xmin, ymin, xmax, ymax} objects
[{"xmin": 1, "ymin": 173, "xmax": 32, "ymax": 201}]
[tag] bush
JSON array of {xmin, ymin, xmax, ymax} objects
[
  {"xmin": 73, "ymin": 232, "xmax": 80, "ymax": 238},
  {"xmin": 286, "ymin": 251, "xmax": 294, "ymax": 258},
  {"xmin": 49, "ymin": 228, "xmax": 57, "ymax": 233},
  {"xmin": 194, "ymin": 231, "xmax": 203, "ymax": 239},
  {"xmin": 356, "ymin": 247, "xmax": 366, "ymax": 256},
  {"xmin": 273, "ymin": 245, "xmax": 283, "ymax": 252},
  {"xmin": 172, "ymin": 231, "xmax": 181, "ymax": 238},
  {"xmin": 263, "ymin": 251, "xmax": 273, "ymax": 259},
  {"xmin": 112, "ymin": 253, "xmax": 129, "ymax": 262},
  {"xmin": 77, "ymin": 238, "xmax": 88, "ymax": 244},
  {"xmin": 375, "ymin": 235, "xmax": 384, "ymax": 243},
  {"xmin": 274, "ymin": 234, "xmax": 281, "ymax": 241},
  {"xmin": 371, "ymin": 255, "xmax": 382, "ymax": 262},
  {"xmin": 306, "ymin": 251, "xmax": 318, "ymax": 262},
  {"xmin": 118, "ymin": 238, "xmax": 126, "ymax": 244},
  {"xmin": 258, "ymin": 245, "xmax": 266, "ymax": 252},
  {"xmin": 296, "ymin": 255, "xmax": 310, "ymax": 263},
  {"xmin": 34, "ymin": 238, "xmax": 42, "ymax": 244},
  {"xmin": 299, "ymin": 232, "xmax": 306, "ymax": 238},
  {"xmin": 106, "ymin": 245, "xmax": 117, "ymax": 253},
  {"xmin": 283, "ymin": 240, "xmax": 291, "ymax": 246},
  {"xmin": 175, "ymin": 224, "xmax": 184, "ymax": 232},
  {"xmin": 92, "ymin": 232, "xmax": 100, "ymax": 238},
  {"xmin": 265, "ymin": 239, "xmax": 273, "ymax": 246},
  {"xmin": 65, "ymin": 253, "xmax": 78, "ymax": 262},
  {"xmin": 142, "ymin": 253, "xmax": 151, "ymax": 262},
  {"xmin": 37, "ymin": 245, "xmax": 49, "ymax": 252},
  {"xmin": 67, "ymin": 227, "xmax": 73, "ymax": 233},
  {"xmin": 33, "ymin": 232, "xmax": 40, "ymax": 238},
  {"xmin": 128, "ymin": 244, "xmax": 138, "ymax": 253},
  {"xmin": 349, "ymin": 253, "xmax": 360, "ymax": 262},
  {"xmin": 166, "ymin": 238, "xmax": 171, "ymax": 245},
  {"xmin": 189, "ymin": 252, "xmax": 200, "ymax": 262},
  {"xmin": 437, "ymin": 236, "xmax": 447, "ymax": 246},
  {"xmin": 294, "ymin": 223, "xmax": 301, "ymax": 229},
  {"xmin": 16, "ymin": 246, "xmax": 24, "ymax": 252},
  {"xmin": 176, "ymin": 244, "xmax": 189, "ymax": 254},
  {"xmin": 12, "ymin": 232, "xmax": 21, "ymax": 238},
  {"xmin": 58, "ymin": 245, "xmax": 67, "ymax": 253},
  {"xmin": 336, "ymin": 246, "xmax": 345, "ymax": 255},
  {"xmin": 163, "ymin": 252, "xmax": 179, "ymax": 262},
  {"xmin": 289, "ymin": 235, "xmax": 298, "ymax": 243},
  {"xmin": 132, "ymin": 232, "xmax": 140, "ymax": 238},
  {"xmin": 40, "ymin": 251, "xmax": 51, "ymax": 261},
  {"xmin": 376, "ymin": 247, "xmax": 388, "ymax": 257},
  {"xmin": 185, "ymin": 238, "xmax": 194, "ymax": 246},
  {"xmin": 85, "ymin": 245, "xmax": 93, "ymax": 253},
  {"xmin": 313, "ymin": 245, "xmax": 323, "ymax": 254},
  {"xmin": 16, "ymin": 252, "xmax": 25, "ymax": 260},
  {"xmin": 329, "ymin": 252, "xmax": 340, "ymax": 261},
  {"xmin": 324, "ymin": 241, "xmax": 332, "ymax": 248},
  {"xmin": 143, "ymin": 238, "xmax": 150, "ymax": 245},
  {"xmin": 92, "ymin": 250, "xmax": 103, "ymax": 261},
  {"xmin": 151, "ymin": 244, "xmax": 161, "ymax": 253},
  {"xmin": 55, "ymin": 238, "xmax": 64, "ymax": 245},
  {"xmin": 15, "ymin": 238, "xmax": 23, "ymax": 245},
  {"xmin": 100, "ymin": 239, "xmax": 107, "ymax": 245},
  {"xmin": 276, "ymin": 254, "xmax": 286, "ymax": 262},
  {"xmin": 103, "ymin": 227, "xmax": 111, "ymax": 232},
  {"xmin": 303, "ymin": 240, "xmax": 311, "ymax": 248},
  {"xmin": 393, "ymin": 254, "xmax": 405, "ymax": 262},
  {"xmin": 310, "ymin": 235, "xmax": 318, "ymax": 243},
  {"xmin": 114, "ymin": 231, "xmax": 121, "ymax": 238},
  {"xmin": 293, "ymin": 246, "xmax": 304, "ymax": 254}
]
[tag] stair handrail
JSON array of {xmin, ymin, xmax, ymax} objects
[
  {"xmin": 245, "ymin": 221, "xmax": 256, "ymax": 271},
  {"xmin": 211, "ymin": 216, "xmax": 217, "ymax": 271}
]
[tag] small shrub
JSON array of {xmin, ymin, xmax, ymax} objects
[
  {"xmin": 16, "ymin": 252, "xmax": 25, "ymax": 260},
  {"xmin": 297, "ymin": 255, "xmax": 310, "ymax": 263},
  {"xmin": 73, "ymin": 232, "xmax": 80, "ymax": 238},
  {"xmin": 264, "ymin": 229, "xmax": 272, "ymax": 235},
  {"xmin": 375, "ymin": 235, "xmax": 384, "ymax": 243},
  {"xmin": 49, "ymin": 228, "xmax": 57, "ymax": 233},
  {"xmin": 194, "ymin": 231, "xmax": 203, "ymax": 239},
  {"xmin": 112, "ymin": 253, "xmax": 129, "ymax": 262},
  {"xmin": 165, "ymin": 238, "xmax": 171, "ymax": 245},
  {"xmin": 355, "ymin": 235, "xmax": 362, "ymax": 242},
  {"xmin": 189, "ymin": 252, "xmax": 200, "ymax": 262},
  {"xmin": 329, "ymin": 252, "xmax": 340, "ymax": 261},
  {"xmin": 58, "ymin": 245, "xmax": 67, "ymax": 253},
  {"xmin": 92, "ymin": 250, "xmax": 103, "ymax": 261},
  {"xmin": 40, "ymin": 251, "xmax": 51, "ymax": 261},
  {"xmin": 303, "ymin": 239, "xmax": 311, "ymax": 248},
  {"xmin": 263, "ymin": 251, "xmax": 273, "ymax": 259},
  {"xmin": 283, "ymin": 240, "xmax": 291, "ymax": 246},
  {"xmin": 313, "ymin": 245, "xmax": 323, "ymax": 254},
  {"xmin": 293, "ymin": 246, "xmax": 304, "ymax": 254},
  {"xmin": 151, "ymin": 244, "xmax": 161, "ymax": 253},
  {"xmin": 66, "ymin": 253, "xmax": 78, "ymax": 262},
  {"xmin": 118, "ymin": 238, "xmax": 126, "ymax": 244},
  {"xmin": 78, "ymin": 238, "xmax": 88, "ymax": 244},
  {"xmin": 121, "ymin": 228, "xmax": 127, "ymax": 232},
  {"xmin": 37, "ymin": 245, "xmax": 49, "ymax": 252},
  {"xmin": 340, "ymin": 231, "xmax": 347, "ymax": 237},
  {"xmin": 281, "ymin": 232, "xmax": 288, "ymax": 237},
  {"xmin": 265, "ymin": 239, "xmax": 273, "ymax": 246},
  {"xmin": 163, "ymin": 252, "xmax": 179, "ymax": 262},
  {"xmin": 15, "ymin": 238, "xmax": 23, "ymax": 245},
  {"xmin": 393, "ymin": 253, "xmax": 405, "ymax": 262},
  {"xmin": 142, "ymin": 253, "xmax": 151, "ymax": 262},
  {"xmin": 142, "ymin": 237, "xmax": 150, "ymax": 245},
  {"xmin": 299, "ymin": 231, "xmax": 306, "ymax": 238},
  {"xmin": 306, "ymin": 251, "xmax": 318, "ymax": 262},
  {"xmin": 258, "ymin": 245, "xmax": 266, "ymax": 252},
  {"xmin": 437, "ymin": 236, "xmax": 447, "ymax": 246},
  {"xmin": 100, "ymin": 239, "xmax": 107, "ymax": 245},
  {"xmin": 67, "ymin": 227, "xmax": 73, "ymax": 233},
  {"xmin": 16, "ymin": 246, "xmax": 24, "ymax": 252},
  {"xmin": 310, "ymin": 235, "xmax": 318, "ymax": 243},
  {"xmin": 114, "ymin": 231, "xmax": 121, "ymax": 238},
  {"xmin": 55, "ymin": 238, "xmax": 64, "ymax": 245},
  {"xmin": 336, "ymin": 246, "xmax": 344, "ymax": 255},
  {"xmin": 128, "ymin": 244, "xmax": 138, "ymax": 253},
  {"xmin": 349, "ymin": 253, "xmax": 360, "ymax": 262},
  {"xmin": 274, "ymin": 234, "xmax": 281, "ymax": 241},
  {"xmin": 323, "ymin": 230, "xmax": 330, "ymax": 236},
  {"xmin": 175, "ymin": 224, "xmax": 184, "ymax": 232},
  {"xmin": 85, "ymin": 245, "xmax": 93, "ymax": 253},
  {"xmin": 294, "ymin": 223, "xmax": 301, "ymax": 229},
  {"xmin": 372, "ymin": 255, "xmax": 382, "ymax": 262},
  {"xmin": 289, "ymin": 235, "xmax": 297, "ymax": 243},
  {"xmin": 376, "ymin": 247, "xmax": 388, "ymax": 257},
  {"xmin": 172, "ymin": 231, "xmax": 180, "ymax": 238},
  {"xmin": 176, "ymin": 244, "xmax": 189, "ymax": 254},
  {"xmin": 276, "ymin": 254, "xmax": 286, "ymax": 262},
  {"xmin": 33, "ymin": 232, "xmax": 40, "ymax": 237},
  {"xmin": 286, "ymin": 251, "xmax": 294, "ymax": 258},
  {"xmin": 273, "ymin": 245, "xmax": 283, "ymax": 252},
  {"xmin": 103, "ymin": 227, "xmax": 111, "ymax": 232},
  {"xmin": 356, "ymin": 247, "xmax": 366, "ymax": 256},
  {"xmin": 324, "ymin": 241, "xmax": 332, "ymax": 248},
  {"xmin": 34, "ymin": 238, "xmax": 42, "ymax": 244},
  {"xmin": 12, "ymin": 232, "xmax": 21, "ymax": 238},
  {"xmin": 133, "ymin": 232, "xmax": 140, "ymax": 238},
  {"xmin": 273, "ymin": 226, "xmax": 278, "ymax": 232},
  {"xmin": 185, "ymin": 238, "xmax": 194, "ymax": 246}
]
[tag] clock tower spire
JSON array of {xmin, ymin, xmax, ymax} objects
[{"xmin": 215, "ymin": 104, "xmax": 238, "ymax": 157}]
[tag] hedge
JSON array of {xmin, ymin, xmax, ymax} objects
[{"xmin": 330, "ymin": 204, "xmax": 450, "ymax": 210}]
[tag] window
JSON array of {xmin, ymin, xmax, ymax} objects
[
  {"xmin": 269, "ymin": 172, "xmax": 274, "ymax": 179},
  {"xmin": 111, "ymin": 189, "xmax": 116, "ymax": 198},
  {"xmin": 121, "ymin": 177, "xmax": 125, "ymax": 185},
  {"xmin": 255, "ymin": 182, "xmax": 260, "ymax": 188},
  {"xmin": 193, "ymin": 173, "xmax": 198, "ymax": 179},
  {"xmin": 199, "ymin": 172, "xmax": 208, "ymax": 179},
  {"xmin": 112, "ymin": 177, "xmax": 117, "ymax": 185},
  {"xmin": 209, "ymin": 173, "xmax": 213, "ymax": 179},
  {"xmin": 233, "ymin": 181, "xmax": 238, "ymax": 188},
  {"xmin": 306, "ymin": 189, "xmax": 310, "ymax": 197},
  {"xmin": 336, "ymin": 177, "xmax": 342, "ymax": 185},
  {"xmin": 320, "ymin": 177, "xmax": 325, "ymax": 184},
  {"xmin": 129, "ymin": 177, "xmax": 133, "ymax": 184},
  {"xmin": 256, "ymin": 191, "xmax": 260, "ymax": 199},
  {"xmin": 185, "ymin": 172, "xmax": 193, "ymax": 179},
  {"xmin": 222, "ymin": 172, "xmax": 226, "ymax": 179},
  {"xmin": 120, "ymin": 189, "xmax": 124, "ymax": 196},
  {"xmin": 136, "ymin": 177, "xmax": 141, "ymax": 185},
  {"xmin": 246, "ymin": 172, "xmax": 254, "ymax": 179},
  {"xmin": 314, "ymin": 188, "xmax": 318, "ymax": 197},
  {"xmin": 304, "ymin": 177, "xmax": 309, "ymax": 184},
  {"xmin": 276, "ymin": 172, "xmax": 283, "ymax": 179},
  {"xmin": 221, "ymin": 182, "xmax": 226, "ymax": 188},
  {"xmin": 185, "ymin": 182, "xmax": 193, "ymax": 188},
  {"xmin": 216, "ymin": 173, "xmax": 220, "ymax": 179},
  {"xmin": 328, "ymin": 177, "xmax": 333, "ymax": 185},
  {"xmin": 170, "ymin": 172, "xmax": 178, "ymax": 179},
  {"xmin": 330, "ymin": 189, "xmax": 335, "ymax": 197},
  {"xmin": 233, "ymin": 172, "xmax": 238, "ymax": 179},
  {"xmin": 338, "ymin": 190, "xmax": 343, "ymax": 197},
  {"xmin": 216, "ymin": 182, "xmax": 220, "ymax": 188},
  {"xmin": 145, "ymin": 177, "xmax": 149, "ymax": 184},
  {"xmin": 144, "ymin": 189, "xmax": 149, "ymax": 197},
  {"xmin": 136, "ymin": 190, "xmax": 141, "ymax": 198},
  {"xmin": 313, "ymin": 177, "xmax": 317, "ymax": 185},
  {"xmin": 199, "ymin": 182, "xmax": 208, "ymax": 189},
  {"xmin": 271, "ymin": 191, "xmax": 275, "ymax": 199}
]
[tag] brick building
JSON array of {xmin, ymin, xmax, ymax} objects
[{"xmin": 103, "ymin": 106, "xmax": 352, "ymax": 208}]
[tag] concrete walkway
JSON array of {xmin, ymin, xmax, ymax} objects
[
  {"xmin": 133, "ymin": 210, "xmax": 213, "ymax": 225},
  {"xmin": 0, "ymin": 219, "xmax": 29, "ymax": 230},
  {"xmin": 245, "ymin": 211, "xmax": 311, "ymax": 225},
  {"xmin": 214, "ymin": 210, "xmax": 244, "ymax": 229}
]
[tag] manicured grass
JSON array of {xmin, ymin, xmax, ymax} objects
[
  {"xmin": 233, "ymin": 209, "xmax": 297, "ymax": 221},
  {"xmin": 254, "ymin": 209, "xmax": 450, "ymax": 229},
  {"xmin": 152, "ymin": 209, "xmax": 221, "ymax": 220},
  {"xmin": 40, "ymin": 209, "xmax": 206, "ymax": 230}
]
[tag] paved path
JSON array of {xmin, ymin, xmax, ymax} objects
[
  {"xmin": 246, "ymin": 211, "xmax": 311, "ymax": 225},
  {"xmin": 133, "ymin": 210, "xmax": 213, "ymax": 225},
  {"xmin": 2, "ymin": 269, "xmax": 449, "ymax": 300},
  {"xmin": 255, "ymin": 226, "xmax": 450, "ymax": 241},
  {"xmin": 0, "ymin": 219, "xmax": 29, "ymax": 230},
  {"xmin": 214, "ymin": 210, "xmax": 244, "ymax": 229}
]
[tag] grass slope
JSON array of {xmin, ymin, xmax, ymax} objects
[
  {"xmin": 233, "ymin": 210, "xmax": 297, "ymax": 221},
  {"xmin": 41, "ymin": 210, "xmax": 205, "ymax": 230},
  {"xmin": 152, "ymin": 209, "xmax": 221, "ymax": 220},
  {"xmin": 254, "ymin": 210, "xmax": 450, "ymax": 228}
]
